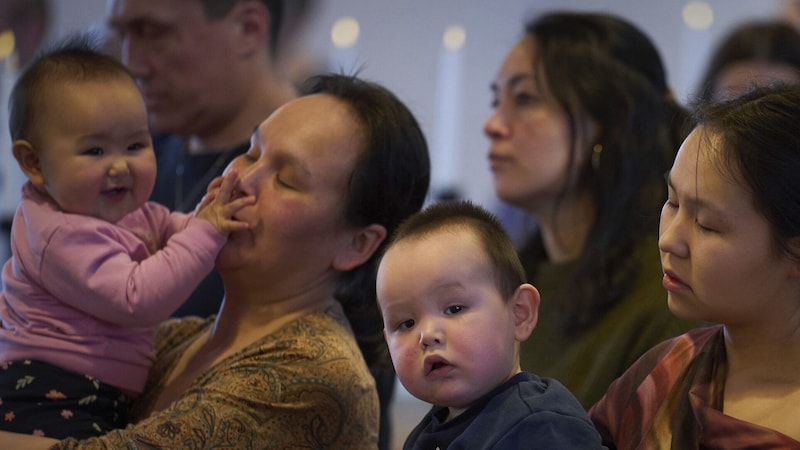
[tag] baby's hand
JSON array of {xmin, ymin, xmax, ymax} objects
[
  {"xmin": 194, "ymin": 171, "xmax": 254, "ymax": 235},
  {"xmin": 195, "ymin": 176, "xmax": 224, "ymax": 213}
]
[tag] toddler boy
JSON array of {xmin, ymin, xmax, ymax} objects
[{"xmin": 376, "ymin": 200, "xmax": 605, "ymax": 449}]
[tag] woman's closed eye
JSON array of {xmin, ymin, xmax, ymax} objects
[
  {"xmin": 694, "ymin": 219, "xmax": 716, "ymax": 233},
  {"xmin": 276, "ymin": 174, "xmax": 295, "ymax": 190},
  {"xmin": 664, "ymin": 196, "xmax": 717, "ymax": 233}
]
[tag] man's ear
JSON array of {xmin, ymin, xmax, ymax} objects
[
  {"xmin": 12, "ymin": 140, "xmax": 44, "ymax": 186},
  {"xmin": 511, "ymin": 283, "xmax": 540, "ymax": 342},
  {"xmin": 229, "ymin": 0, "xmax": 270, "ymax": 58},
  {"xmin": 332, "ymin": 224, "xmax": 388, "ymax": 272}
]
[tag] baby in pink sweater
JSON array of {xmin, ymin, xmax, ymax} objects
[{"xmin": 0, "ymin": 35, "xmax": 253, "ymax": 439}]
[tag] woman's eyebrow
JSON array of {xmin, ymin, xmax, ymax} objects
[{"xmin": 490, "ymin": 72, "xmax": 536, "ymax": 93}]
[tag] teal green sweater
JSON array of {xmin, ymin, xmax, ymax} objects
[{"xmin": 520, "ymin": 237, "xmax": 701, "ymax": 409}]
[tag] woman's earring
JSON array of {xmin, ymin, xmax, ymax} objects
[{"xmin": 592, "ymin": 144, "xmax": 603, "ymax": 170}]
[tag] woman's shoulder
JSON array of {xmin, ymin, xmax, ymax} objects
[
  {"xmin": 198, "ymin": 305, "xmax": 380, "ymax": 446},
  {"xmin": 599, "ymin": 325, "xmax": 722, "ymax": 403},
  {"xmin": 589, "ymin": 325, "xmax": 723, "ymax": 446},
  {"xmin": 236, "ymin": 302, "xmax": 371, "ymax": 372},
  {"xmin": 154, "ymin": 316, "xmax": 213, "ymax": 354},
  {"xmin": 639, "ymin": 325, "xmax": 722, "ymax": 367}
]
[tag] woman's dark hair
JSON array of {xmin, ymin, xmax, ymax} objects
[
  {"xmin": 300, "ymin": 72, "xmax": 430, "ymax": 365},
  {"xmin": 301, "ymin": 73, "xmax": 430, "ymax": 304},
  {"xmin": 696, "ymin": 21, "xmax": 800, "ymax": 102},
  {"xmin": 518, "ymin": 11, "xmax": 686, "ymax": 333},
  {"xmin": 693, "ymin": 84, "xmax": 800, "ymax": 261}
]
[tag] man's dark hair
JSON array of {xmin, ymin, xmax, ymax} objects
[{"xmin": 198, "ymin": 0, "xmax": 283, "ymax": 58}]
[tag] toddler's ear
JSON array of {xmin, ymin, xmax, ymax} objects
[
  {"xmin": 13, "ymin": 140, "xmax": 44, "ymax": 186},
  {"xmin": 511, "ymin": 283, "xmax": 540, "ymax": 341}
]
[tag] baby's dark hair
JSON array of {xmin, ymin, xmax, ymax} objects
[
  {"xmin": 385, "ymin": 200, "xmax": 527, "ymax": 301},
  {"xmin": 9, "ymin": 33, "xmax": 135, "ymax": 141}
]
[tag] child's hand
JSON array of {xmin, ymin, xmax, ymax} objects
[
  {"xmin": 194, "ymin": 171, "xmax": 255, "ymax": 235},
  {"xmin": 195, "ymin": 176, "xmax": 224, "ymax": 213}
]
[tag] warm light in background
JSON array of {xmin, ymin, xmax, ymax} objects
[
  {"xmin": 331, "ymin": 17, "xmax": 360, "ymax": 48},
  {"xmin": 442, "ymin": 25, "xmax": 466, "ymax": 51},
  {"xmin": 683, "ymin": 1, "xmax": 714, "ymax": 30},
  {"xmin": 0, "ymin": 30, "xmax": 16, "ymax": 60}
]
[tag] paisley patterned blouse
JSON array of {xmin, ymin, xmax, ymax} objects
[{"xmin": 53, "ymin": 302, "xmax": 380, "ymax": 449}]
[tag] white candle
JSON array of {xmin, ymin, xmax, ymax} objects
[{"xmin": 431, "ymin": 25, "xmax": 466, "ymax": 197}]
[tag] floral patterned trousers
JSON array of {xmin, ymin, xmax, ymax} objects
[{"xmin": 0, "ymin": 360, "xmax": 131, "ymax": 439}]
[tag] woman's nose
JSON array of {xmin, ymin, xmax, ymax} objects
[
  {"xmin": 484, "ymin": 109, "xmax": 510, "ymax": 141},
  {"xmin": 658, "ymin": 211, "xmax": 688, "ymax": 258},
  {"xmin": 231, "ymin": 158, "xmax": 257, "ymax": 197}
]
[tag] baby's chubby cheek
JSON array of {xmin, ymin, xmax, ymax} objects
[
  {"xmin": 389, "ymin": 343, "xmax": 417, "ymax": 365},
  {"xmin": 398, "ymin": 346, "xmax": 423, "ymax": 371}
]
